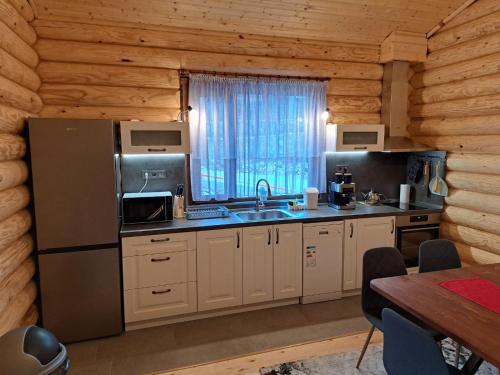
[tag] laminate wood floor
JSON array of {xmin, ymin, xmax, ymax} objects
[{"xmin": 66, "ymin": 296, "xmax": 368, "ymax": 375}]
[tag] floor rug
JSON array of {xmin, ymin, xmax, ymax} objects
[{"xmin": 260, "ymin": 339, "xmax": 498, "ymax": 375}]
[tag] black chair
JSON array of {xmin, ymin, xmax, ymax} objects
[
  {"xmin": 356, "ymin": 247, "xmax": 445, "ymax": 368},
  {"xmin": 419, "ymin": 239, "xmax": 462, "ymax": 273},
  {"xmin": 382, "ymin": 308, "xmax": 465, "ymax": 375}
]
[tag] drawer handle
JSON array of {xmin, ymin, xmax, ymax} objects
[
  {"xmin": 151, "ymin": 257, "xmax": 170, "ymax": 262},
  {"xmin": 276, "ymin": 228, "xmax": 279, "ymax": 244},
  {"xmin": 148, "ymin": 148, "xmax": 167, "ymax": 152},
  {"xmin": 349, "ymin": 222, "xmax": 354, "ymax": 238},
  {"xmin": 152, "ymin": 288, "xmax": 171, "ymax": 295},
  {"xmin": 268, "ymin": 228, "xmax": 271, "ymax": 245},
  {"xmin": 319, "ymin": 231, "xmax": 329, "ymax": 235},
  {"xmin": 151, "ymin": 238, "xmax": 170, "ymax": 243}
]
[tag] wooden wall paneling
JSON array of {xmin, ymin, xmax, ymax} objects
[
  {"xmin": 327, "ymin": 79, "xmax": 382, "ymax": 97},
  {"xmin": 0, "ymin": 105, "xmax": 34, "ymax": 134},
  {"xmin": 35, "ymin": 39, "xmax": 384, "ymax": 79},
  {"xmin": 0, "ymin": 20, "xmax": 38, "ymax": 68},
  {"xmin": 0, "ymin": 257, "xmax": 35, "ymax": 315},
  {"xmin": 327, "ymin": 96, "xmax": 381, "ymax": 113},
  {"xmin": 412, "ymin": 135, "xmax": 500, "ymax": 153},
  {"xmin": 37, "ymin": 62, "xmax": 180, "ymax": 89},
  {"xmin": 330, "ymin": 113, "xmax": 381, "ymax": 125},
  {"xmin": 446, "ymin": 171, "xmax": 500, "ymax": 195},
  {"xmin": 0, "ymin": 0, "xmax": 36, "ymax": 45},
  {"xmin": 0, "ymin": 76, "xmax": 43, "ymax": 113},
  {"xmin": 39, "ymin": 84, "xmax": 180, "ymax": 108},
  {"xmin": 442, "ymin": 205, "xmax": 500, "ymax": 237},
  {"xmin": 33, "ymin": 19, "xmax": 381, "ymax": 63},
  {"xmin": 0, "ymin": 134, "xmax": 26, "ymax": 161},
  {"xmin": 446, "ymin": 152, "xmax": 500, "ymax": 174},
  {"xmin": 441, "ymin": 222, "xmax": 500, "ymax": 256},
  {"xmin": 380, "ymin": 31, "xmax": 427, "ymax": 63},
  {"xmin": 454, "ymin": 241, "xmax": 500, "ymax": 265},
  {"xmin": 0, "ymin": 280, "xmax": 35, "ymax": 336},
  {"xmin": 445, "ymin": 189, "xmax": 500, "ymax": 216},
  {"xmin": 441, "ymin": 0, "xmax": 500, "ymax": 31},
  {"xmin": 410, "ymin": 93, "xmax": 500, "ymax": 118},
  {"xmin": 0, "ymin": 210, "xmax": 31, "ymax": 251},
  {"xmin": 17, "ymin": 304, "xmax": 38, "ymax": 327},
  {"xmin": 0, "ymin": 49, "xmax": 41, "ymax": 91},
  {"xmin": 7, "ymin": 0, "xmax": 35, "ymax": 21},
  {"xmin": 0, "ymin": 186, "xmax": 29, "ymax": 222},
  {"xmin": 0, "ymin": 234, "xmax": 32, "ymax": 285},
  {"xmin": 408, "ymin": 115, "xmax": 500, "ymax": 136},
  {"xmin": 0, "ymin": 161, "xmax": 28, "ymax": 192}
]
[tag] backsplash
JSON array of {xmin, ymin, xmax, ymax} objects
[{"xmin": 120, "ymin": 154, "xmax": 186, "ymax": 194}]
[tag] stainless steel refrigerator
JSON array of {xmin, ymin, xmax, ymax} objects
[{"xmin": 28, "ymin": 118, "xmax": 122, "ymax": 343}]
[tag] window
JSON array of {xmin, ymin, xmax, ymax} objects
[{"xmin": 189, "ymin": 74, "xmax": 327, "ymax": 201}]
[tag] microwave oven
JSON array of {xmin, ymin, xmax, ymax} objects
[{"xmin": 122, "ymin": 192, "xmax": 173, "ymax": 224}]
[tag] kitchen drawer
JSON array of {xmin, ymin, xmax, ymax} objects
[
  {"xmin": 122, "ymin": 232, "xmax": 196, "ymax": 257},
  {"xmin": 303, "ymin": 222, "xmax": 343, "ymax": 239},
  {"xmin": 124, "ymin": 282, "xmax": 197, "ymax": 323},
  {"xmin": 123, "ymin": 250, "xmax": 196, "ymax": 290}
]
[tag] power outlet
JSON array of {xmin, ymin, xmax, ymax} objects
[{"xmin": 142, "ymin": 170, "xmax": 166, "ymax": 179}]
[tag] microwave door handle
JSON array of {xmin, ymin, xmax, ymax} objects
[{"xmin": 146, "ymin": 204, "xmax": 165, "ymax": 221}]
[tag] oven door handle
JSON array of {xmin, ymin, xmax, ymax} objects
[{"xmin": 400, "ymin": 226, "xmax": 440, "ymax": 233}]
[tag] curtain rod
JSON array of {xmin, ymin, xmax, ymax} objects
[{"xmin": 179, "ymin": 69, "xmax": 330, "ymax": 82}]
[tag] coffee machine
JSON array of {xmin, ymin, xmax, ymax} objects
[{"xmin": 328, "ymin": 166, "xmax": 356, "ymax": 210}]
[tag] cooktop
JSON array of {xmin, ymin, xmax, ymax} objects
[{"xmin": 383, "ymin": 201, "xmax": 429, "ymax": 211}]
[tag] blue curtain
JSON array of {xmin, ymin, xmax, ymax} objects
[{"xmin": 189, "ymin": 74, "xmax": 327, "ymax": 201}]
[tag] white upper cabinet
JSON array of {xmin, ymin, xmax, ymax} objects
[
  {"xmin": 120, "ymin": 121, "xmax": 190, "ymax": 154},
  {"xmin": 326, "ymin": 124, "xmax": 385, "ymax": 152}
]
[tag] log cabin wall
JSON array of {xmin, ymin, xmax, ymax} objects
[
  {"xmin": 408, "ymin": 0, "xmax": 500, "ymax": 265},
  {"xmin": 32, "ymin": 20, "xmax": 384, "ymax": 124},
  {"xmin": 0, "ymin": 0, "xmax": 41, "ymax": 335}
]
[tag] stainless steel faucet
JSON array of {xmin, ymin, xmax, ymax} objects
[{"xmin": 255, "ymin": 178, "xmax": 272, "ymax": 211}]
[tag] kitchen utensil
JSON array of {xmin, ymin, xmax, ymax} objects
[
  {"xmin": 422, "ymin": 161, "xmax": 430, "ymax": 193},
  {"xmin": 304, "ymin": 187, "xmax": 319, "ymax": 210},
  {"xmin": 408, "ymin": 160, "xmax": 423, "ymax": 183},
  {"xmin": 186, "ymin": 206, "xmax": 229, "ymax": 220},
  {"xmin": 361, "ymin": 188, "xmax": 384, "ymax": 205},
  {"xmin": 429, "ymin": 161, "xmax": 448, "ymax": 196}
]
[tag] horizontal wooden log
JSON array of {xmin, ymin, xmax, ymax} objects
[
  {"xmin": 412, "ymin": 135, "xmax": 500, "ymax": 154},
  {"xmin": 443, "ymin": 205, "xmax": 500, "ymax": 237},
  {"xmin": 454, "ymin": 241, "xmax": 500, "ymax": 265},
  {"xmin": 37, "ymin": 62, "xmax": 179, "ymax": 89},
  {"xmin": 0, "ymin": 210, "xmax": 31, "ymax": 251},
  {"xmin": 0, "ymin": 280, "xmax": 35, "ymax": 336},
  {"xmin": 447, "ymin": 153, "xmax": 500, "ymax": 175},
  {"xmin": 0, "ymin": 104, "xmax": 32, "ymax": 134},
  {"xmin": 0, "ymin": 234, "xmax": 32, "ymax": 284},
  {"xmin": 0, "ymin": 186, "xmax": 29, "ymax": 222},
  {"xmin": 0, "ymin": 134, "xmax": 26, "ymax": 161},
  {"xmin": 446, "ymin": 171, "xmax": 500, "ymax": 195},
  {"xmin": 429, "ymin": 10, "xmax": 500, "ymax": 52},
  {"xmin": 39, "ymin": 84, "xmax": 180, "ymax": 109},
  {"xmin": 409, "ymin": 93, "xmax": 500, "ymax": 118},
  {"xmin": 410, "ymin": 73, "xmax": 500, "ymax": 105},
  {"xmin": 330, "ymin": 112, "xmax": 381, "ymax": 125},
  {"xmin": 327, "ymin": 79, "xmax": 381, "ymax": 97},
  {"xmin": 441, "ymin": 0, "xmax": 500, "ymax": 32},
  {"xmin": 0, "ymin": 49, "xmax": 40, "ymax": 92},
  {"xmin": 441, "ymin": 221, "xmax": 500, "ymax": 257},
  {"xmin": 0, "ymin": 257, "xmax": 34, "ymax": 315},
  {"xmin": 39, "ymin": 105, "xmax": 179, "ymax": 122},
  {"xmin": 327, "ymin": 96, "xmax": 381, "ymax": 113},
  {"xmin": 0, "ymin": 20, "xmax": 38, "ymax": 68},
  {"xmin": 408, "ymin": 115, "xmax": 500, "ymax": 136},
  {"xmin": 33, "ymin": 19, "xmax": 381, "ymax": 63},
  {"xmin": 0, "ymin": 0, "xmax": 36, "ymax": 45},
  {"xmin": 0, "ymin": 161, "xmax": 28, "ymax": 191},
  {"xmin": 0, "ymin": 76, "xmax": 43, "ymax": 113},
  {"xmin": 7, "ymin": 0, "xmax": 35, "ymax": 22},
  {"xmin": 424, "ymin": 31, "xmax": 500, "ymax": 71},
  {"xmin": 410, "ymin": 52, "xmax": 500, "ymax": 89},
  {"xmin": 35, "ymin": 39, "xmax": 384, "ymax": 79},
  {"xmin": 17, "ymin": 304, "xmax": 38, "ymax": 327},
  {"xmin": 445, "ymin": 189, "xmax": 500, "ymax": 216}
]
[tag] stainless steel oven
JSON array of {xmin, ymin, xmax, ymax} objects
[{"xmin": 395, "ymin": 213, "xmax": 440, "ymax": 269}]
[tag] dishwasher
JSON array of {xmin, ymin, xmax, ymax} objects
[{"xmin": 301, "ymin": 221, "xmax": 344, "ymax": 304}]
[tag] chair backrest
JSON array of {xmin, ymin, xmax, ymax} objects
[
  {"xmin": 419, "ymin": 239, "xmax": 461, "ymax": 273},
  {"xmin": 383, "ymin": 308, "xmax": 450, "ymax": 375},
  {"xmin": 361, "ymin": 247, "xmax": 407, "ymax": 319}
]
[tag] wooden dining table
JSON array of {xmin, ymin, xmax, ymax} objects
[{"xmin": 371, "ymin": 263, "xmax": 500, "ymax": 370}]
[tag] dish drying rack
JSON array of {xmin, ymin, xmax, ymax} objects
[{"xmin": 186, "ymin": 206, "xmax": 230, "ymax": 220}]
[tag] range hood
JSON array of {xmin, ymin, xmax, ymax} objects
[{"xmin": 381, "ymin": 61, "xmax": 433, "ymax": 152}]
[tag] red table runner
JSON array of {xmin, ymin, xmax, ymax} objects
[{"xmin": 439, "ymin": 278, "xmax": 500, "ymax": 314}]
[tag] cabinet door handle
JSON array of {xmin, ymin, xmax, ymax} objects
[
  {"xmin": 319, "ymin": 231, "xmax": 329, "ymax": 235},
  {"xmin": 268, "ymin": 228, "xmax": 271, "ymax": 245},
  {"xmin": 276, "ymin": 228, "xmax": 279, "ymax": 244},
  {"xmin": 237, "ymin": 231, "xmax": 240, "ymax": 248},
  {"xmin": 391, "ymin": 218, "xmax": 395, "ymax": 234},
  {"xmin": 151, "ymin": 256, "xmax": 170, "ymax": 262},
  {"xmin": 151, "ymin": 237, "xmax": 170, "ymax": 243},
  {"xmin": 152, "ymin": 288, "xmax": 171, "ymax": 295},
  {"xmin": 148, "ymin": 148, "xmax": 167, "ymax": 152},
  {"xmin": 349, "ymin": 222, "xmax": 354, "ymax": 238}
]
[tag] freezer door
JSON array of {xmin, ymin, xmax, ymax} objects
[
  {"xmin": 29, "ymin": 119, "xmax": 119, "ymax": 249},
  {"xmin": 39, "ymin": 247, "xmax": 122, "ymax": 343}
]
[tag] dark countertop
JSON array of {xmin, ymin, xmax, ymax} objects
[{"xmin": 120, "ymin": 202, "xmax": 442, "ymax": 237}]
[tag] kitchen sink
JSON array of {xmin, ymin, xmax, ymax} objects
[{"xmin": 235, "ymin": 209, "xmax": 294, "ymax": 222}]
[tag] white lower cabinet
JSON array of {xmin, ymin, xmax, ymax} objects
[
  {"xmin": 242, "ymin": 225, "xmax": 274, "ymax": 304},
  {"xmin": 273, "ymin": 223, "xmax": 303, "ymax": 300},
  {"xmin": 197, "ymin": 228, "xmax": 243, "ymax": 311},
  {"xmin": 343, "ymin": 216, "xmax": 396, "ymax": 291}
]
